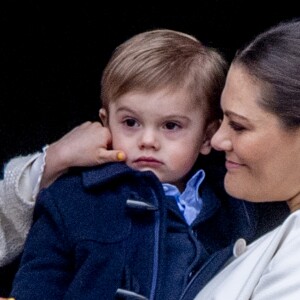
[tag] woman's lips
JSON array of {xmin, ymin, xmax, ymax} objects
[{"xmin": 225, "ymin": 159, "xmax": 245, "ymax": 171}]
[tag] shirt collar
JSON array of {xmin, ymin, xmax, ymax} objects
[{"xmin": 162, "ymin": 170, "xmax": 205, "ymax": 225}]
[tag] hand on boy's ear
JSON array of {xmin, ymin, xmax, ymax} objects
[
  {"xmin": 97, "ymin": 109, "xmax": 126, "ymax": 162},
  {"xmin": 47, "ymin": 121, "xmax": 126, "ymax": 169}
]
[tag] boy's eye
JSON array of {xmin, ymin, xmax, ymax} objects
[
  {"xmin": 164, "ymin": 122, "xmax": 180, "ymax": 130},
  {"xmin": 124, "ymin": 118, "xmax": 138, "ymax": 127}
]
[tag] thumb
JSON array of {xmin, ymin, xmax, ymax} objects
[{"xmin": 98, "ymin": 149, "xmax": 126, "ymax": 164}]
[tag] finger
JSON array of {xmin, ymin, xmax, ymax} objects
[
  {"xmin": 116, "ymin": 151, "xmax": 126, "ymax": 161},
  {"xmin": 98, "ymin": 149, "xmax": 126, "ymax": 164}
]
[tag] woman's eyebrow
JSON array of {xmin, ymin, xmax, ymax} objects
[{"xmin": 224, "ymin": 110, "xmax": 249, "ymax": 121}]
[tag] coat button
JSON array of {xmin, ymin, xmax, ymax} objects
[
  {"xmin": 188, "ymin": 271, "xmax": 194, "ymax": 279},
  {"xmin": 233, "ymin": 238, "xmax": 247, "ymax": 257}
]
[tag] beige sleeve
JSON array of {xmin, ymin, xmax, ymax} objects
[{"xmin": 0, "ymin": 153, "xmax": 42, "ymax": 266}]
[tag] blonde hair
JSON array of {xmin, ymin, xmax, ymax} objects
[{"xmin": 101, "ymin": 29, "xmax": 228, "ymax": 121}]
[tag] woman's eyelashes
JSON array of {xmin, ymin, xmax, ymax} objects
[{"xmin": 228, "ymin": 120, "xmax": 246, "ymax": 132}]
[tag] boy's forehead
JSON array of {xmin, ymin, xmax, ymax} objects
[
  {"xmin": 109, "ymin": 88, "xmax": 206, "ymax": 116},
  {"xmin": 113, "ymin": 86, "xmax": 202, "ymax": 105}
]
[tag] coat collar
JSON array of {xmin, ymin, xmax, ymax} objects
[{"xmin": 81, "ymin": 162, "xmax": 135, "ymax": 188}]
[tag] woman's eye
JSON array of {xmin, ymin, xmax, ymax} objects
[
  {"xmin": 229, "ymin": 121, "xmax": 245, "ymax": 132},
  {"xmin": 124, "ymin": 118, "xmax": 138, "ymax": 127},
  {"xmin": 164, "ymin": 122, "xmax": 180, "ymax": 130}
]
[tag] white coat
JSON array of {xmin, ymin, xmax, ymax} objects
[{"xmin": 194, "ymin": 209, "xmax": 300, "ymax": 300}]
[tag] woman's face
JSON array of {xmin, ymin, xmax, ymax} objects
[{"xmin": 211, "ymin": 65, "xmax": 300, "ymax": 208}]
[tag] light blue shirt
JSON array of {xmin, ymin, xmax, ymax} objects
[{"xmin": 162, "ymin": 170, "xmax": 205, "ymax": 225}]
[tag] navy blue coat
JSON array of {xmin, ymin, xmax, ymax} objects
[{"xmin": 10, "ymin": 161, "xmax": 288, "ymax": 300}]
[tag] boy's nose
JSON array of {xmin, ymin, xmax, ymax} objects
[{"xmin": 138, "ymin": 129, "xmax": 160, "ymax": 150}]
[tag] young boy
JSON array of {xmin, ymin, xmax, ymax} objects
[{"xmin": 10, "ymin": 29, "xmax": 282, "ymax": 300}]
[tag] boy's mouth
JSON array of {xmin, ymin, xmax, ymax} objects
[{"xmin": 133, "ymin": 157, "xmax": 163, "ymax": 168}]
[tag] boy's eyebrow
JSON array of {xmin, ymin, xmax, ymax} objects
[
  {"xmin": 116, "ymin": 106, "xmax": 192, "ymax": 121},
  {"xmin": 115, "ymin": 106, "xmax": 136, "ymax": 113}
]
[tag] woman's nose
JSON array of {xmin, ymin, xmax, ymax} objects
[{"xmin": 211, "ymin": 122, "xmax": 232, "ymax": 152}]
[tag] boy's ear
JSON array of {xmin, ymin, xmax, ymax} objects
[
  {"xmin": 99, "ymin": 108, "xmax": 108, "ymax": 126},
  {"xmin": 199, "ymin": 120, "xmax": 220, "ymax": 155}
]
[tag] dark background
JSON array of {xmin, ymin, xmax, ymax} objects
[{"xmin": 1, "ymin": 1, "xmax": 299, "ymax": 166}]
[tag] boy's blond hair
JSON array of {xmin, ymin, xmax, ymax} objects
[{"xmin": 101, "ymin": 29, "xmax": 227, "ymax": 122}]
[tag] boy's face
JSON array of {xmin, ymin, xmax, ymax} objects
[{"xmin": 100, "ymin": 89, "xmax": 214, "ymax": 190}]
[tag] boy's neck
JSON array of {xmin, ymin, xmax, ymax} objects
[{"xmin": 166, "ymin": 168, "xmax": 198, "ymax": 193}]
